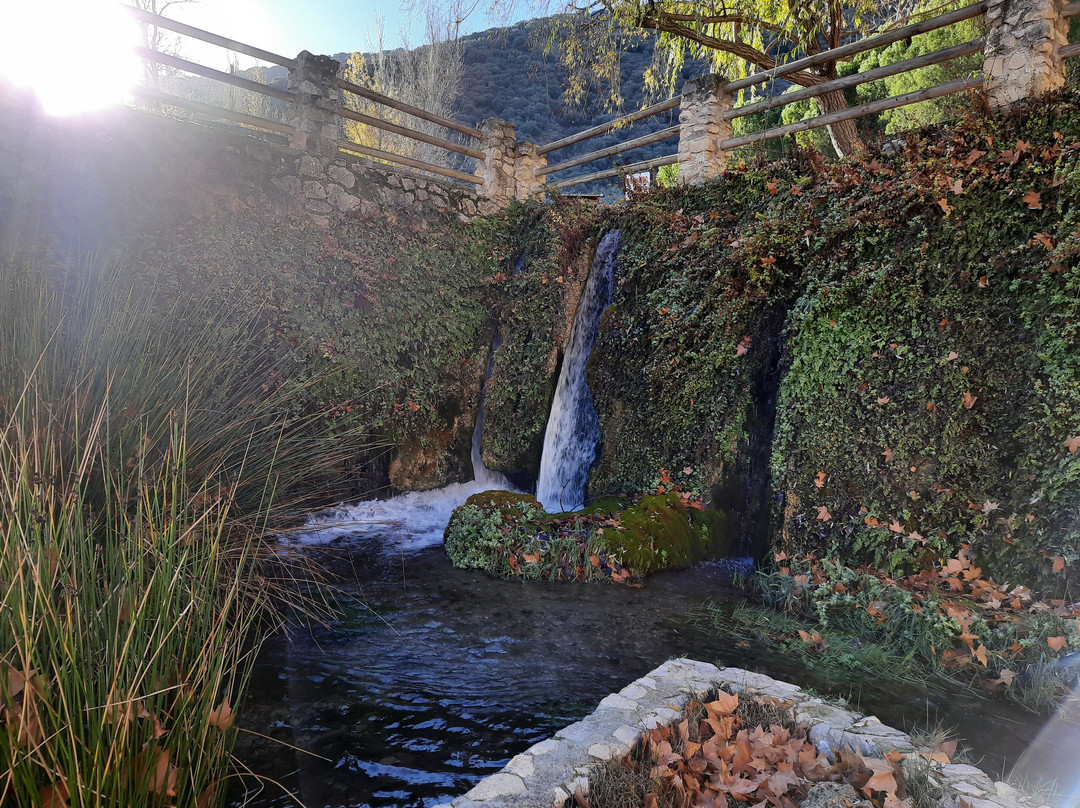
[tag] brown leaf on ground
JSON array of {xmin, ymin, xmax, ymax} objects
[{"xmin": 707, "ymin": 691, "xmax": 739, "ymax": 717}]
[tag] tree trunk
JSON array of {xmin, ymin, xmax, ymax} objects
[{"xmin": 817, "ymin": 89, "xmax": 864, "ymax": 159}]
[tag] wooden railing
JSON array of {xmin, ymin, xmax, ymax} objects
[
  {"xmin": 540, "ymin": 0, "xmax": 1080, "ymax": 190},
  {"xmin": 126, "ymin": 5, "xmax": 484, "ymax": 185},
  {"xmin": 537, "ymin": 98, "xmax": 682, "ymax": 191},
  {"xmin": 124, "ymin": 0, "xmax": 1077, "ymax": 199}
]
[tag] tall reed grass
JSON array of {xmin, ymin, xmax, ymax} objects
[{"xmin": 0, "ymin": 249, "xmax": 364, "ymax": 806}]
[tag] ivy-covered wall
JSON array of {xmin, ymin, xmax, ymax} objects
[{"xmin": 586, "ymin": 91, "xmax": 1080, "ymax": 588}]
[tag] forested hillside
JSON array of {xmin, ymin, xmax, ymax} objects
[{"xmin": 258, "ymin": 20, "xmax": 701, "ymax": 193}]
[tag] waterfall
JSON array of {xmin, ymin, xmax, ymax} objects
[
  {"xmin": 535, "ymin": 231, "xmax": 619, "ymax": 512},
  {"xmin": 290, "ymin": 336, "xmax": 514, "ymax": 551}
]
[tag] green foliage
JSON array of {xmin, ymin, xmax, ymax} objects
[
  {"xmin": 443, "ymin": 490, "xmax": 724, "ymax": 578},
  {"xmin": 850, "ymin": 3, "xmax": 985, "ymax": 135},
  {"xmin": 0, "ymin": 251, "xmax": 347, "ymax": 806},
  {"xmin": 656, "ymin": 163, "xmax": 680, "ymax": 188},
  {"xmin": 591, "ymin": 91, "xmax": 1080, "ymax": 589},
  {"xmin": 589, "ymin": 167, "xmax": 810, "ymax": 502},
  {"xmin": 743, "ymin": 556, "xmax": 1080, "ymax": 710},
  {"xmin": 779, "ymin": 94, "xmax": 835, "ymax": 158},
  {"xmin": 768, "ymin": 105, "xmax": 1080, "ymax": 587}
]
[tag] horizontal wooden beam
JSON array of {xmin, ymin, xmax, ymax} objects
[
  {"xmin": 721, "ymin": 75, "xmax": 982, "ymax": 150},
  {"xmin": 725, "ymin": 1, "xmax": 988, "ymax": 94},
  {"xmin": 537, "ymin": 97, "xmax": 681, "ymax": 155},
  {"xmin": 1063, "ymin": 42, "xmax": 1080, "ymax": 59},
  {"xmin": 724, "ymin": 38, "xmax": 984, "ymax": 121},
  {"xmin": 549, "ymin": 153, "xmax": 680, "ymax": 190},
  {"xmin": 125, "ymin": 5, "xmax": 296, "ymax": 69},
  {"xmin": 334, "ymin": 106, "xmax": 484, "ymax": 160},
  {"xmin": 537, "ymin": 125, "xmax": 680, "ymax": 177},
  {"xmin": 136, "ymin": 47, "xmax": 296, "ymax": 104},
  {"xmin": 130, "ymin": 85, "xmax": 296, "ymax": 136},
  {"xmin": 1063, "ymin": 2, "xmax": 1080, "ymax": 17},
  {"xmin": 335, "ymin": 77, "xmax": 482, "ymax": 140},
  {"xmin": 334, "ymin": 139, "xmax": 483, "ymax": 185}
]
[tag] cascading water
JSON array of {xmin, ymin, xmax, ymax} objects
[
  {"xmin": 292, "ymin": 337, "xmax": 513, "ymax": 550},
  {"xmin": 535, "ymin": 231, "xmax": 619, "ymax": 512}
]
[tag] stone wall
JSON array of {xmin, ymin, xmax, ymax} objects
[
  {"xmin": 0, "ymin": 83, "xmax": 491, "ymax": 257},
  {"xmin": 439, "ymin": 659, "xmax": 1045, "ymax": 808}
]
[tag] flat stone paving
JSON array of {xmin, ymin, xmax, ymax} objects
[{"xmin": 436, "ymin": 658, "xmax": 1048, "ymax": 808}]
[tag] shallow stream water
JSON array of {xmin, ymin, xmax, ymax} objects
[{"xmin": 231, "ymin": 538, "xmax": 1049, "ymax": 808}]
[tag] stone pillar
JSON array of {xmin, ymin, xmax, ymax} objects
[
  {"xmin": 983, "ymin": 0, "xmax": 1069, "ymax": 110},
  {"xmin": 513, "ymin": 140, "xmax": 547, "ymax": 201},
  {"xmin": 476, "ymin": 118, "xmax": 518, "ymax": 206},
  {"xmin": 475, "ymin": 118, "xmax": 547, "ymax": 205},
  {"xmin": 676, "ymin": 73, "xmax": 732, "ymax": 186},
  {"xmin": 287, "ymin": 51, "xmax": 341, "ymax": 156}
]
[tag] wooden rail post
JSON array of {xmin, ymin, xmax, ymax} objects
[
  {"xmin": 288, "ymin": 51, "xmax": 341, "ymax": 155},
  {"xmin": 983, "ymin": 0, "xmax": 1070, "ymax": 109},
  {"xmin": 475, "ymin": 118, "xmax": 547, "ymax": 204},
  {"xmin": 676, "ymin": 74, "xmax": 732, "ymax": 185}
]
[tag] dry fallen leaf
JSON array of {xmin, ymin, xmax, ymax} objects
[
  {"xmin": 208, "ymin": 698, "xmax": 234, "ymax": 731},
  {"xmin": 37, "ymin": 783, "xmax": 70, "ymax": 808},
  {"xmin": 1048, "ymin": 636, "xmax": 1068, "ymax": 652},
  {"xmin": 1022, "ymin": 189, "xmax": 1042, "ymax": 209},
  {"xmin": 816, "ymin": 506, "xmax": 832, "ymax": 521}
]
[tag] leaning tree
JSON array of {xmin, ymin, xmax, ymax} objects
[{"xmin": 526, "ymin": 0, "xmax": 902, "ymax": 157}]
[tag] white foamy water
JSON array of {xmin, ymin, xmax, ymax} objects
[
  {"xmin": 288, "ymin": 475, "xmax": 512, "ymax": 551},
  {"xmin": 289, "ymin": 337, "xmax": 515, "ymax": 551},
  {"xmin": 536, "ymin": 231, "xmax": 619, "ymax": 512}
]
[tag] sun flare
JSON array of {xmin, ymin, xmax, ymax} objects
[{"xmin": 0, "ymin": 0, "xmax": 142, "ymax": 116}]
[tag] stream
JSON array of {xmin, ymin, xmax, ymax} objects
[
  {"xmin": 231, "ymin": 537, "xmax": 1048, "ymax": 808},
  {"xmin": 232, "ymin": 232, "xmax": 1061, "ymax": 807}
]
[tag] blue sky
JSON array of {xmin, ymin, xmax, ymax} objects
[{"xmin": 179, "ymin": 0, "xmax": 528, "ymax": 65}]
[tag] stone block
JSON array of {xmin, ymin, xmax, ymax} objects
[
  {"xmin": 463, "ymin": 773, "xmax": 527, "ymax": 801},
  {"xmin": 328, "ymin": 164, "xmax": 355, "ymax": 188}
]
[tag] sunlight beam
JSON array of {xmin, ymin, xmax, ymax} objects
[{"xmin": 0, "ymin": 0, "xmax": 142, "ymax": 116}]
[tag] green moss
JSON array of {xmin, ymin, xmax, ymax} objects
[
  {"xmin": 443, "ymin": 489, "xmax": 726, "ymax": 579},
  {"xmin": 464, "ymin": 491, "xmax": 541, "ymax": 510},
  {"xmin": 601, "ymin": 492, "xmax": 721, "ymax": 572}
]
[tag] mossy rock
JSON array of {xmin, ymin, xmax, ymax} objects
[
  {"xmin": 600, "ymin": 492, "xmax": 727, "ymax": 573},
  {"xmin": 464, "ymin": 490, "xmax": 541, "ymax": 511}
]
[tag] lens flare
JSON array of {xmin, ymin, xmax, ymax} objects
[
  {"xmin": 0, "ymin": 0, "xmax": 141, "ymax": 116},
  {"xmin": 1010, "ymin": 680, "xmax": 1080, "ymax": 806}
]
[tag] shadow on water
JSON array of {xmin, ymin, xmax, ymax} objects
[{"xmin": 232, "ymin": 541, "xmax": 1049, "ymax": 808}]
